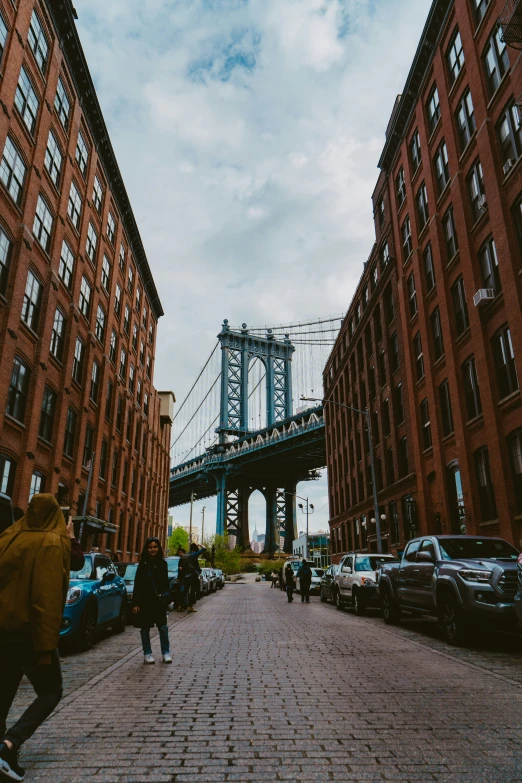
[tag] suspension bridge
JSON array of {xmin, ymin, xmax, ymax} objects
[{"xmin": 169, "ymin": 316, "xmax": 343, "ymax": 554}]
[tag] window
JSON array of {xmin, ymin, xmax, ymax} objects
[
  {"xmin": 119, "ymin": 243, "xmax": 126, "ymax": 272},
  {"xmin": 33, "ymin": 195, "xmax": 53, "ymax": 252},
  {"xmin": 85, "ymin": 222, "xmax": 98, "ymax": 263},
  {"xmin": 15, "ymin": 66, "xmax": 39, "ymax": 134},
  {"xmin": 413, "ymin": 332, "xmax": 424, "ymax": 380},
  {"xmin": 119, "ymin": 348, "xmax": 127, "ymax": 380},
  {"xmin": 377, "ymin": 350, "xmax": 387, "ymax": 387},
  {"xmin": 378, "ymin": 198, "xmax": 385, "ymax": 227},
  {"xmin": 72, "ymin": 337, "xmax": 84, "ymax": 384},
  {"xmin": 6, "ymin": 356, "xmax": 30, "ymax": 422},
  {"xmin": 434, "ymin": 141, "xmax": 450, "ymax": 194},
  {"xmin": 107, "ymin": 212, "xmax": 115, "ymax": 244},
  {"xmin": 380, "ymin": 241, "xmax": 390, "ymax": 269},
  {"xmin": 426, "ymin": 85, "xmax": 440, "ymax": 134},
  {"xmin": 116, "ymin": 395, "xmax": 124, "ymax": 432},
  {"xmin": 0, "ymin": 14, "xmax": 7, "ymax": 64},
  {"xmin": 468, "ymin": 160, "xmax": 486, "ymax": 225},
  {"xmin": 389, "ymin": 333, "xmax": 399, "ymax": 373},
  {"xmin": 54, "ymin": 77, "xmax": 70, "ymax": 130},
  {"xmin": 92, "ymin": 175, "xmax": 103, "ymax": 213},
  {"xmin": 451, "ymin": 276, "xmax": 469, "ymax": 336},
  {"xmin": 407, "ymin": 273, "xmax": 417, "ymax": 318},
  {"xmin": 90, "ymin": 361, "xmax": 100, "ymax": 404},
  {"xmin": 1, "ymin": 137, "xmax": 26, "ymax": 204},
  {"xmin": 393, "ymin": 383, "xmax": 405, "ymax": 424},
  {"xmin": 132, "ymin": 322, "xmax": 138, "ymax": 352},
  {"xmin": 475, "ymin": 447, "xmax": 497, "ymax": 522},
  {"xmin": 39, "ymin": 385, "xmax": 56, "ymax": 442},
  {"xmin": 0, "ymin": 453, "xmax": 16, "ymax": 497},
  {"xmin": 83, "ymin": 425, "xmax": 94, "ymax": 469},
  {"xmin": 29, "ymin": 472, "xmax": 44, "ymax": 502},
  {"xmin": 497, "ymin": 102, "xmax": 522, "ymax": 171},
  {"xmin": 143, "ymin": 393, "xmax": 149, "ymax": 417},
  {"xmin": 139, "ymin": 341, "xmax": 145, "ymax": 365},
  {"xmin": 371, "ymin": 264, "xmax": 378, "ymax": 291},
  {"xmin": 28, "ymin": 10, "xmax": 49, "ymax": 72},
  {"xmin": 109, "ymin": 329, "xmax": 117, "ymax": 363},
  {"xmin": 128, "ymin": 363, "xmax": 135, "ymax": 394},
  {"xmin": 512, "ymin": 193, "xmax": 522, "ymax": 265},
  {"xmin": 442, "ymin": 205, "xmax": 458, "ymax": 260},
  {"xmin": 0, "ymin": 225, "xmax": 11, "ymax": 296},
  {"xmin": 439, "ymin": 380, "xmax": 454, "ymax": 437},
  {"xmin": 389, "ymin": 501, "xmax": 400, "ymax": 544},
  {"xmin": 105, "ymin": 380, "xmax": 114, "ymax": 421},
  {"xmin": 456, "ymin": 90, "xmax": 476, "ymax": 152},
  {"xmin": 142, "ymin": 306, "xmax": 148, "ymax": 330},
  {"xmin": 63, "ymin": 407, "xmax": 77, "ymax": 458},
  {"xmin": 507, "ymin": 429, "xmax": 522, "ymax": 514},
  {"xmin": 382, "ymin": 398, "xmax": 391, "ymax": 435},
  {"xmin": 383, "ymin": 284, "xmax": 394, "ymax": 325},
  {"xmin": 21, "ymin": 269, "xmax": 42, "ymax": 331},
  {"xmin": 447, "ymin": 30, "xmax": 464, "ymax": 87},
  {"xmin": 75, "ymin": 131, "xmax": 89, "ymax": 176},
  {"xmin": 114, "ymin": 283, "xmax": 122, "ymax": 316},
  {"xmin": 483, "ymin": 27, "xmax": 509, "ymax": 97},
  {"xmin": 111, "ymin": 450, "xmax": 119, "ymax": 487},
  {"xmin": 473, "ymin": 0, "xmax": 490, "ymax": 25},
  {"xmin": 95, "ymin": 304, "xmax": 106, "ymax": 342},
  {"xmin": 420, "ymin": 398, "xmax": 432, "ymax": 450},
  {"xmin": 127, "ymin": 266, "xmax": 134, "ymax": 295},
  {"xmin": 492, "ymin": 325, "xmax": 519, "ymax": 399},
  {"xmin": 43, "ymin": 129, "xmax": 64, "ymax": 188},
  {"xmin": 398, "ymin": 437, "xmax": 409, "ymax": 477},
  {"xmin": 137, "ymin": 379, "xmax": 142, "ymax": 407},
  {"xmin": 123, "ymin": 304, "xmax": 130, "ymax": 334},
  {"xmin": 362, "ymin": 285, "xmax": 369, "ymax": 311},
  {"xmin": 431, "ymin": 307, "xmax": 444, "ymax": 360},
  {"xmin": 50, "ymin": 307, "xmax": 65, "ymax": 360},
  {"xmin": 416, "ymin": 182, "xmax": 429, "ymax": 230},
  {"xmin": 396, "ymin": 166, "xmax": 406, "ymax": 207},
  {"xmin": 401, "ymin": 215, "xmax": 412, "ymax": 260},
  {"xmin": 101, "ymin": 255, "xmax": 111, "ymax": 292},
  {"xmin": 423, "ymin": 243, "xmax": 436, "ymax": 292},
  {"xmin": 478, "ymin": 236, "xmax": 501, "ymax": 296},
  {"xmin": 462, "ymin": 356, "xmax": 482, "ymax": 419},
  {"xmin": 410, "ymin": 129, "xmax": 422, "ymax": 172},
  {"xmin": 67, "ymin": 181, "xmax": 82, "ymax": 229},
  {"xmin": 79, "ymin": 276, "xmax": 91, "ymax": 318},
  {"xmin": 146, "ymin": 355, "xmax": 151, "ymax": 379},
  {"xmin": 99, "ymin": 440, "xmax": 108, "ymax": 480}
]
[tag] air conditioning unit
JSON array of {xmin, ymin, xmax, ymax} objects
[
  {"xmin": 473, "ymin": 288, "xmax": 495, "ymax": 306},
  {"xmin": 503, "ymin": 159, "xmax": 516, "ymax": 175},
  {"xmin": 477, "ymin": 194, "xmax": 487, "ymax": 211}
]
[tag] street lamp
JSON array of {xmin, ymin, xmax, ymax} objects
[
  {"xmin": 302, "ymin": 395, "xmax": 383, "ymax": 554},
  {"xmin": 285, "ymin": 491, "xmax": 314, "ymax": 560}
]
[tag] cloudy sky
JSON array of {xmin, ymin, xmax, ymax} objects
[{"xmin": 77, "ymin": 0, "xmax": 432, "ymax": 537}]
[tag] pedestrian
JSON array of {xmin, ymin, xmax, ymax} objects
[
  {"xmin": 179, "ymin": 543, "xmax": 206, "ymax": 613},
  {"xmin": 270, "ymin": 570, "xmax": 278, "ymax": 588},
  {"xmin": 297, "ymin": 559, "xmax": 312, "ymax": 603},
  {"xmin": 284, "ymin": 564, "xmax": 295, "ymax": 602},
  {"xmin": 0, "ymin": 494, "xmax": 72, "ymax": 782},
  {"xmin": 132, "ymin": 537, "xmax": 172, "ymax": 665},
  {"xmin": 279, "ymin": 567, "xmax": 284, "ymax": 591}
]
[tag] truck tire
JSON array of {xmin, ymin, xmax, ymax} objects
[
  {"xmin": 334, "ymin": 589, "xmax": 343, "ymax": 611},
  {"xmin": 353, "ymin": 589, "xmax": 365, "ymax": 616},
  {"xmin": 439, "ymin": 593, "xmax": 468, "ymax": 645},
  {"xmin": 381, "ymin": 585, "xmax": 401, "ymax": 625}
]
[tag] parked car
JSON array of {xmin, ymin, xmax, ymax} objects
[
  {"xmin": 199, "ymin": 569, "xmax": 211, "ymax": 595},
  {"xmin": 296, "ymin": 567, "xmax": 324, "ymax": 595},
  {"xmin": 116, "ymin": 562, "xmax": 138, "ymax": 616},
  {"xmin": 333, "ymin": 553, "xmax": 399, "ymax": 615},
  {"xmin": 61, "ymin": 553, "xmax": 127, "ymax": 650},
  {"xmin": 378, "ymin": 535, "xmax": 520, "ymax": 644},
  {"xmin": 203, "ymin": 567, "xmax": 218, "ymax": 593},
  {"xmin": 320, "ymin": 564, "xmax": 340, "ymax": 603},
  {"xmin": 214, "ymin": 569, "xmax": 225, "ymax": 589},
  {"xmin": 165, "ymin": 556, "xmax": 182, "ymax": 605},
  {"xmin": 514, "ymin": 552, "xmax": 522, "ymax": 628}
]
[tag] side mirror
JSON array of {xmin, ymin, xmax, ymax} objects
[
  {"xmin": 102, "ymin": 571, "xmax": 116, "ymax": 583},
  {"xmin": 342, "ymin": 566, "xmax": 352, "ymax": 574},
  {"xmin": 416, "ymin": 551, "xmax": 434, "ymax": 564}
]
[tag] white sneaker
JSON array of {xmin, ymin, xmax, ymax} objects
[
  {"xmin": 144, "ymin": 654, "xmax": 155, "ymax": 664},
  {"xmin": 163, "ymin": 653, "xmax": 172, "ymax": 664}
]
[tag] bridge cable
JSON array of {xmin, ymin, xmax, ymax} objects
[{"xmin": 172, "ymin": 341, "xmax": 220, "ymax": 424}]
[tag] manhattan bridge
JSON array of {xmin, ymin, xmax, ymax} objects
[{"xmin": 169, "ymin": 317, "xmax": 343, "ymax": 554}]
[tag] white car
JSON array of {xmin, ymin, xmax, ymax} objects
[
  {"xmin": 296, "ymin": 567, "xmax": 324, "ymax": 595},
  {"xmin": 332, "ymin": 553, "xmax": 398, "ymax": 615}
]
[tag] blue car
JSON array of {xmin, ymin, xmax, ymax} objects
[{"xmin": 61, "ymin": 553, "xmax": 127, "ymax": 650}]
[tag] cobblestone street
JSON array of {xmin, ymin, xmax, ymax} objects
[{"xmin": 11, "ymin": 582, "xmax": 522, "ymax": 783}]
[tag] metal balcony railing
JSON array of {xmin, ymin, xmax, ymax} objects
[{"xmin": 500, "ymin": 0, "xmax": 522, "ymax": 48}]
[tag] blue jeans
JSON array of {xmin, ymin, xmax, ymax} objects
[{"xmin": 140, "ymin": 625, "xmax": 169, "ymax": 656}]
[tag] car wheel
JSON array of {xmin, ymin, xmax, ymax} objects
[
  {"xmin": 353, "ymin": 590, "xmax": 365, "ymax": 616},
  {"xmin": 113, "ymin": 599, "xmax": 127, "ymax": 634},
  {"xmin": 439, "ymin": 593, "xmax": 467, "ymax": 645},
  {"xmin": 320, "ymin": 589, "xmax": 327, "ymax": 603},
  {"xmin": 334, "ymin": 590, "xmax": 343, "ymax": 611},
  {"xmin": 381, "ymin": 587, "xmax": 401, "ymax": 625},
  {"xmin": 77, "ymin": 602, "xmax": 97, "ymax": 651}
]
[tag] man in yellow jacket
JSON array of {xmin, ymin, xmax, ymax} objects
[{"xmin": 0, "ymin": 494, "xmax": 71, "ymax": 782}]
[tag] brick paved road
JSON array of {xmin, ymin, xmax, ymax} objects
[{"xmin": 11, "ymin": 584, "xmax": 522, "ymax": 783}]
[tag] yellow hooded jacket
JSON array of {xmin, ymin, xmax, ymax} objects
[{"xmin": 0, "ymin": 493, "xmax": 71, "ymax": 652}]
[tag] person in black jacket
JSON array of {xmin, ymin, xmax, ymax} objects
[
  {"xmin": 132, "ymin": 538, "xmax": 172, "ymax": 665},
  {"xmin": 297, "ymin": 559, "xmax": 312, "ymax": 603},
  {"xmin": 284, "ymin": 564, "xmax": 296, "ymax": 602}
]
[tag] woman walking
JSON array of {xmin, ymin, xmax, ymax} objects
[
  {"xmin": 284, "ymin": 564, "xmax": 296, "ymax": 603},
  {"xmin": 132, "ymin": 538, "xmax": 172, "ymax": 664}
]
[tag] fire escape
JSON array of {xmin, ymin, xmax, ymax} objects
[{"xmin": 500, "ymin": 0, "xmax": 522, "ymax": 48}]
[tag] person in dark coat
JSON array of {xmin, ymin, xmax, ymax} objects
[
  {"xmin": 297, "ymin": 559, "xmax": 312, "ymax": 603},
  {"xmin": 278, "ymin": 567, "xmax": 284, "ymax": 591},
  {"xmin": 179, "ymin": 543, "xmax": 206, "ymax": 613},
  {"xmin": 132, "ymin": 538, "xmax": 172, "ymax": 664},
  {"xmin": 284, "ymin": 564, "xmax": 295, "ymax": 602}
]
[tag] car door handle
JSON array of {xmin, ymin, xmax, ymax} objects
[{"xmin": 413, "ymin": 569, "xmax": 420, "ymax": 573}]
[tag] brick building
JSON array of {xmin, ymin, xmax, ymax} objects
[
  {"xmin": 325, "ymin": 0, "xmax": 522, "ymax": 558},
  {"xmin": 0, "ymin": 0, "xmax": 174, "ymax": 558}
]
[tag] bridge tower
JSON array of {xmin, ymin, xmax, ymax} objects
[{"xmin": 215, "ymin": 321, "xmax": 297, "ymax": 553}]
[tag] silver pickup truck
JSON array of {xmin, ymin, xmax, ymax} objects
[{"xmin": 378, "ymin": 535, "xmax": 519, "ymax": 645}]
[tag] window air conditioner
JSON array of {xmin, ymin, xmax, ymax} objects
[
  {"xmin": 503, "ymin": 159, "xmax": 516, "ymax": 175},
  {"xmin": 473, "ymin": 288, "xmax": 495, "ymax": 306},
  {"xmin": 477, "ymin": 194, "xmax": 487, "ymax": 211}
]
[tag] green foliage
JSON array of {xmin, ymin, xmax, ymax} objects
[
  {"xmin": 257, "ymin": 559, "xmax": 286, "ymax": 577},
  {"xmin": 167, "ymin": 526, "xmax": 189, "ymax": 556},
  {"xmin": 206, "ymin": 533, "xmax": 242, "ymax": 574}
]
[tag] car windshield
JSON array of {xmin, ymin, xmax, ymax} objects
[
  {"xmin": 439, "ymin": 538, "xmax": 519, "ymax": 561},
  {"xmin": 311, "ymin": 568, "xmax": 324, "ymax": 577},
  {"xmin": 121, "ymin": 564, "xmax": 138, "ymax": 582},
  {"xmin": 355, "ymin": 555, "xmax": 398, "ymax": 572},
  {"xmin": 166, "ymin": 557, "xmax": 179, "ymax": 576},
  {"xmin": 70, "ymin": 555, "xmax": 93, "ymax": 580}
]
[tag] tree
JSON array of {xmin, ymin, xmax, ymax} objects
[
  {"xmin": 167, "ymin": 526, "xmax": 189, "ymax": 555},
  {"xmin": 206, "ymin": 533, "xmax": 242, "ymax": 574}
]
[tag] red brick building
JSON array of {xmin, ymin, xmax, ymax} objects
[
  {"xmin": 0, "ymin": 0, "xmax": 174, "ymax": 558},
  {"xmin": 325, "ymin": 0, "xmax": 522, "ymax": 558}
]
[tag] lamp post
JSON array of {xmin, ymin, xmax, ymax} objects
[
  {"xmin": 302, "ymin": 395, "xmax": 383, "ymax": 554},
  {"xmin": 285, "ymin": 491, "xmax": 314, "ymax": 560},
  {"xmin": 201, "ymin": 506, "xmax": 206, "ymax": 546}
]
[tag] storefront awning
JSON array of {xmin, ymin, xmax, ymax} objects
[{"xmin": 72, "ymin": 515, "xmax": 118, "ymax": 533}]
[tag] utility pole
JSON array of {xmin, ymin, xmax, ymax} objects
[
  {"xmin": 201, "ymin": 506, "xmax": 206, "ymax": 546},
  {"xmin": 189, "ymin": 492, "xmax": 195, "ymax": 544}
]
